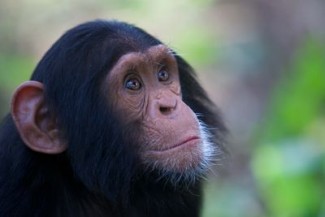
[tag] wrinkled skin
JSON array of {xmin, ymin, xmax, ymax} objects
[{"xmin": 105, "ymin": 45, "xmax": 207, "ymax": 174}]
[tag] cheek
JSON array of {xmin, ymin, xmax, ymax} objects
[{"xmin": 110, "ymin": 92, "xmax": 146, "ymax": 123}]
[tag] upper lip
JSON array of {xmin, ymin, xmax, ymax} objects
[{"xmin": 155, "ymin": 136, "xmax": 200, "ymax": 152}]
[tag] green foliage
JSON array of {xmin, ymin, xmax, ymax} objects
[
  {"xmin": 261, "ymin": 39, "xmax": 325, "ymax": 141},
  {"xmin": 252, "ymin": 39, "xmax": 325, "ymax": 217},
  {"xmin": 0, "ymin": 54, "xmax": 33, "ymax": 117},
  {"xmin": 202, "ymin": 180, "xmax": 262, "ymax": 217},
  {"xmin": 253, "ymin": 140, "xmax": 323, "ymax": 217},
  {"xmin": 174, "ymin": 28, "xmax": 218, "ymax": 66},
  {"xmin": 0, "ymin": 54, "xmax": 34, "ymax": 89}
]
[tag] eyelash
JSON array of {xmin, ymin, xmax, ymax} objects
[{"xmin": 124, "ymin": 72, "xmax": 142, "ymax": 91}]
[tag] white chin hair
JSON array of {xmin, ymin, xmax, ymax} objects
[{"xmin": 154, "ymin": 119, "xmax": 221, "ymax": 187}]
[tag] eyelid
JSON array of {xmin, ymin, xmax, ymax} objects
[
  {"xmin": 157, "ymin": 61, "xmax": 174, "ymax": 78},
  {"xmin": 157, "ymin": 62, "xmax": 168, "ymax": 71},
  {"xmin": 157, "ymin": 70, "xmax": 168, "ymax": 81},
  {"xmin": 123, "ymin": 69, "xmax": 139, "ymax": 82},
  {"xmin": 123, "ymin": 71, "xmax": 143, "ymax": 89}
]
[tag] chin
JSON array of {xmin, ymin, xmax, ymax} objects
[{"xmin": 142, "ymin": 121, "xmax": 218, "ymax": 186}]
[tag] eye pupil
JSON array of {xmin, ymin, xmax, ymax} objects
[
  {"xmin": 126, "ymin": 79, "xmax": 141, "ymax": 90},
  {"xmin": 158, "ymin": 70, "xmax": 169, "ymax": 81}
]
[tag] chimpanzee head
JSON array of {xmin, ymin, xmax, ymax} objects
[{"xmin": 10, "ymin": 20, "xmax": 226, "ymax": 198}]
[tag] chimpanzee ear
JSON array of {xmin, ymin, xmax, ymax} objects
[{"xmin": 11, "ymin": 81, "xmax": 67, "ymax": 154}]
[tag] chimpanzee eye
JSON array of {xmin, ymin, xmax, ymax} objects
[
  {"xmin": 125, "ymin": 78, "xmax": 142, "ymax": 90},
  {"xmin": 157, "ymin": 70, "xmax": 169, "ymax": 82}
]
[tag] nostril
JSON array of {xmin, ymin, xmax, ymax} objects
[{"xmin": 159, "ymin": 106, "xmax": 173, "ymax": 115}]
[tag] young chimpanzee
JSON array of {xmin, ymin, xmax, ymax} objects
[{"xmin": 0, "ymin": 20, "xmax": 226, "ymax": 217}]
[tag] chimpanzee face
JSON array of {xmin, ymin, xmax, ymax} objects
[{"xmin": 105, "ymin": 45, "xmax": 215, "ymax": 181}]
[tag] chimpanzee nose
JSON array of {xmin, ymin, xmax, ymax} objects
[{"xmin": 155, "ymin": 91, "xmax": 178, "ymax": 117}]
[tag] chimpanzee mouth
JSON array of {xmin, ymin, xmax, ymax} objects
[{"xmin": 155, "ymin": 136, "xmax": 201, "ymax": 152}]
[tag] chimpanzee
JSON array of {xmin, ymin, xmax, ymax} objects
[{"xmin": 0, "ymin": 20, "xmax": 226, "ymax": 217}]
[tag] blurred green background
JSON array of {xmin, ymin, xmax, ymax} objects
[{"xmin": 0, "ymin": 0, "xmax": 324, "ymax": 216}]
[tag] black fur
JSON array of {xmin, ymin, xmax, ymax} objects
[{"xmin": 0, "ymin": 20, "xmax": 225, "ymax": 217}]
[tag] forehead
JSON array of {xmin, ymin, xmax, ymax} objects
[
  {"xmin": 103, "ymin": 44, "xmax": 178, "ymax": 93},
  {"xmin": 112, "ymin": 44, "xmax": 175, "ymax": 70}
]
